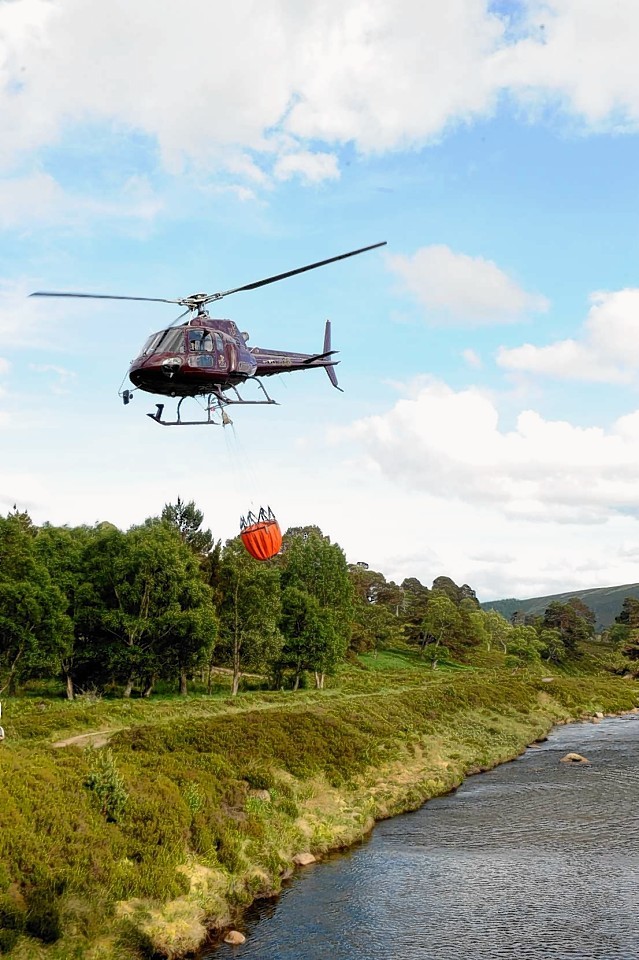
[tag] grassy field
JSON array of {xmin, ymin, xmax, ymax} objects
[{"xmin": 1, "ymin": 657, "xmax": 638, "ymax": 959}]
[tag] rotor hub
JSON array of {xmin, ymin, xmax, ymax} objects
[{"xmin": 179, "ymin": 292, "xmax": 210, "ymax": 309}]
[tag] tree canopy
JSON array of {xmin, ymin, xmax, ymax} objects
[{"xmin": 0, "ymin": 505, "xmax": 603, "ymax": 698}]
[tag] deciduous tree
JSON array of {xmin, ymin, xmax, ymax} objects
[
  {"xmin": 216, "ymin": 539, "xmax": 282, "ymax": 695},
  {"xmin": 75, "ymin": 521, "xmax": 217, "ymax": 696},
  {"xmin": 281, "ymin": 526, "xmax": 352, "ymax": 686},
  {"xmin": 0, "ymin": 512, "xmax": 72, "ymax": 695}
]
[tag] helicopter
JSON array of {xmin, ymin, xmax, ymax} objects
[{"xmin": 30, "ymin": 242, "xmax": 387, "ymax": 426}]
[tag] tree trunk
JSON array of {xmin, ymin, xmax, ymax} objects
[
  {"xmin": 314, "ymin": 671, "xmax": 325, "ymax": 689},
  {"xmin": 65, "ymin": 672, "xmax": 75, "ymax": 701},
  {"xmin": 142, "ymin": 676, "xmax": 155, "ymax": 698},
  {"xmin": 179, "ymin": 668, "xmax": 188, "ymax": 696},
  {"xmin": 293, "ymin": 670, "xmax": 300, "ymax": 691},
  {"xmin": 123, "ymin": 676, "xmax": 134, "ymax": 698},
  {"xmin": 231, "ymin": 670, "xmax": 240, "ymax": 696}
]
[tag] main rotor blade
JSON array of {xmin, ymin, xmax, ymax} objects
[
  {"xmin": 29, "ymin": 292, "xmax": 181, "ymax": 304},
  {"xmin": 209, "ymin": 241, "xmax": 387, "ymax": 301}
]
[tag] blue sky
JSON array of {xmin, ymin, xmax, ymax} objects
[{"xmin": 3, "ymin": 0, "xmax": 639, "ymax": 600}]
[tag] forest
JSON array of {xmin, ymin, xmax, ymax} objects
[{"xmin": 2, "ymin": 498, "xmax": 638, "ymax": 703}]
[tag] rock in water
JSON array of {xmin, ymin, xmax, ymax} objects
[
  {"xmin": 560, "ymin": 752, "xmax": 590, "ymax": 764},
  {"xmin": 224, "ymin": 930, "xmax": 246, "ymax": 945},
  {"xmin": 293, "ymin": 852, "xmax": 316, "ymax": 866}
]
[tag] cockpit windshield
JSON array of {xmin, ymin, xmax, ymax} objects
[{"xmin": 142, "ymin": 329, "xmax": 186, "ymax": 355}]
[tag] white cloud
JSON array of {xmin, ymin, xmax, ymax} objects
[
  {"xmin": 0, "ymin": 278, "xmax": 86, "ymax": 349},
  {"xmin": 1, "ymin": 1, "xmax": 639, "ymax": 191},
  {"xmin": 0, "ymin": 1, "xmax": 506, "ymax": 176},
  {"xmin": 339, "ymin": 378, "xmax": 639, "ymax": 523},
  {"xmin": 497, "ymin": 289, "xmax": 639, "ymax": 382},
  {"xmin": 274, "ymin": 151, "xmax": 340, "ymax": 184},
  {"xmin": 0, "ymin": 172, "xmax": 163, "ymax": 229},
  {"xmin": 0, "ymin": 358, "xmax": 9, "ymax": 376},
  {"xmin": 387, "ymin": 245, "xmax": 548, "ymax": 325},
  {"xmin": 284, "ymin": 0, "xmax": 505, "ymax": 150},
  {"xmin": 491, "ymin": 0, "xmax": 639, "ymax": 130}
]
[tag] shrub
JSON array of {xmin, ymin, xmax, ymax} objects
[
  {"xmin": 183, "ymin": 782, "xmax": 204, "ymax": 815},
  {"xmin": 85, "ymin": 748, "xmax": 128, "ymax": 822},
  {"xmin": 241, "ymin": 762, "xmax": 275, "ymax": 791}
]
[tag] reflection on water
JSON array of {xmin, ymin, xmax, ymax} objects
[{"xmin": 207, "ymin": 715, "xmax": 639, "ymax": 960}]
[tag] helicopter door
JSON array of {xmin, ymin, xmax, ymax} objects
[
  {"xmin": 221, "ymin": 336, "xmax": 238, "ymax": 373},
  {"xmin": 211, "ymin": 333, "xmax": 232, "ymax": 372}
]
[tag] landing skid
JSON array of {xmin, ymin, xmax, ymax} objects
[{"xmin": 146, "ymin": 380, "xmax": 278, "ymax": 426}]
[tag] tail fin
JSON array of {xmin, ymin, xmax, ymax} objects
[{"xmin": 323, "ymin": 320, "xmax": 343, "ymax": 392}]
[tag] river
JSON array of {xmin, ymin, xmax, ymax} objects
[{"xmin": 207, "ymin": 715, "xmax": 639, "ymax": 959}]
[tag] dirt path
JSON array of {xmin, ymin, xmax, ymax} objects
[{"xmin": 53, "ymin": 729, "xmax": 118, "ymax": 749}]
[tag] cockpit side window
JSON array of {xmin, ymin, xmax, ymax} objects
[
  {"xmin": 142, "ymin": 331, "xmax": 165, "ymax": 355},
  {"xmin": 215, "ymin": 333, "xmax": 224, "ymax": 352},
  {"xmin": 144, "ymin": 329, "xmax": 186, "ymax": 354},
  {"xmin": 163, "ymin": 329, "xmax": 186, "ymax": 353}
]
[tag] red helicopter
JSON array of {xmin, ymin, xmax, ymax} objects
[{"xmin": 30, "ymin": 242, "xmax": 386, "ymax": 426}]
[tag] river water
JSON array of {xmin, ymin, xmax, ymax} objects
[{"xmin": 208, "ymin": 715, "xmax": 639, "ymax": 960}]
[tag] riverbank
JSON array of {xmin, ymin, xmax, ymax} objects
[
  {"xmin": 1, "ymin": 669, "xmax": 638, "ymax": 959},
  {"xmin": 215, "ymin": 711, "xmax": 639, "ymax": 960}
]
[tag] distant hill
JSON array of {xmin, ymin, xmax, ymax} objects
[{"xmin": 481, "ymin": 582, "xmax": 639, "ymax": 632}]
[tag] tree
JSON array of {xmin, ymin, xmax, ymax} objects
[
  {"xmin": 621, "ymin": 630, "xmax": 639, "ymax": 667},
  {"xmin": 277, "ymin": 586, "xmax": 340, "ymax": 688},
  {"xmin": 456, "ymin": 598, "xmax": 487, "ymax": 649},
  {"xmin": 418, "ymin": 593, "xmax": 486, "ymax": 659},
  {"xmin": 350, "ymin": 597, "xmax": 404, "ymax": 653},
  {"xmin": 401, "ymin": 577, "xmax": 430, "ymax": 644},
  {"xmin": 348, "ymin": 564, "xmax": 404, "ymax": 653},
  {"xmin": 608, "ymin": 598, "xmax": 639, "ymax": 675},
  {"xmin": 216, "ymin": 539, "xmax": 282, "ymax": 695},
  {"xmin": 76, "ymin": 521, "xmax": 217, "ymax": 696},
  {"xmin": 542, "ymin": 601, "xmax": 593, "ymax": 655},
  {"xmin": 0, "ymin": 512, "xmax": 72, "ymax": 695},
  {"xmin": 483, "ymin": 609, "xmax": 512, "ymax": 653},
  {"xmin": 35, "ymin": 523, "xmax": 96, "ymax": 698},
  {"xmin": 616, "ymin": 597, "xmax": 639, "ymax": 629},
  {"xmin": 161, "ymin": 497, "xmax": 214, "ymax": 556},
  {"xmin": 538, "ymin": 627, "xmax": 565, "ymax": 663},
  {"xmin": 280, "ymin": 526, "xmax": 352, "ymax": 687},
  {"xmin": 420, "ymin": 593, "xmax": 462, "ymax": 661},
  {"xmin": 568, "ymin": 597, "xmax": 596, "ymax": 630},
  {"xmin": 507, "ymin": 625, "xmax": 543, "ymax": 663},
  {"xmin": 431, "ymin": 576, "xmax": 480, "ymax": 608},
  {"xmin": 161, "ymin": 498, "xmax": 221, "ymax": 688}
]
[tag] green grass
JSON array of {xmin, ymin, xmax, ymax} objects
[{"xmin": 357, "ymin": 647, "xmax": 468, "ymax": 672}]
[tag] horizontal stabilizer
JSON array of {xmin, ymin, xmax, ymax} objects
[{"xmin": 303, "ymin": 349, "xmax": 338, "ymax": 365}]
